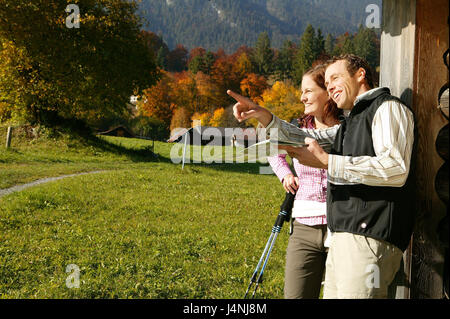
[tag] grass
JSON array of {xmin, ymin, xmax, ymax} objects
[
  {"xmin": 0, "ymin": 126, "xmax": 291, "ymax": 298},
  {"xmin": 0, "ymin": 126, "xmax": 160, "ymax": 189}
]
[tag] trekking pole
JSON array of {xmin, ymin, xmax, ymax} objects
[{"xmin": 243, "ymin": 191, "xmax": 295, "ymax": 299}]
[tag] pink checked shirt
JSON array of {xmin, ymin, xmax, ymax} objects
[{"xmin": 267, "ymin": 117, "xmax": 327, "ymax": 226}]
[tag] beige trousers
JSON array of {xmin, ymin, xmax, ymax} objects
[{"xmin": 323, "ymin": 232, "xmax": 403, "ymax": 299}]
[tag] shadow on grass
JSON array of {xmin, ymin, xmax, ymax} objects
[
  {"xmin": 152, "ymin": 142, "xmax": 274, "ymax": 175},
  {"xmin": 84, "ymin": 135, "xmax": 163, "ymax": 163},
  {"xmin": 164, "ymin": 158, "xmax": 271, "ymax": 175}
]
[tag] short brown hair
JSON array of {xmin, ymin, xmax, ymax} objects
[{"xmin": 326, "ymin": 54, "xmax": 377, "ymax": 89}]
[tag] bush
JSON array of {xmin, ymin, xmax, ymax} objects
[{"xmin": 129, "ymin": 116, "xmax": 169, "ymax": 141}]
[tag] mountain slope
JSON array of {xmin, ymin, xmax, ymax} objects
[{"xmin": 138, "ymin": 0, "xmax": 382, "ymax": 52}]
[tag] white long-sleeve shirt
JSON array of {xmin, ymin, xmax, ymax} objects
[{"xmin": 263, "ymin": 87, "xmax": 415, "ymax": 188}]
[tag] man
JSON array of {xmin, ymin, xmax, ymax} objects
[{"xmin": 227, "ymin": 54, "xmax": 415, "ymax": 298}]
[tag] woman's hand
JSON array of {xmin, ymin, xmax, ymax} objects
[
  {"xmin": 282, "ymin": 173, "xmax": 299, "ymax": 195},
  {"xmin": 227, "ymin": 90, "xmax": 273, "ymax": 127}
]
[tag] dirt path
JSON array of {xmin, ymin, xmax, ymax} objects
[{"xmin": 0, "ymin": 171, "xmax": 104, "ymax": 198}]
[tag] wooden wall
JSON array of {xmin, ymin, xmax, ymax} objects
[
  {"xmin": 411, "ymin": 0, "xmax": 449, "ymax": 299},
  {"xmin": 380, "ymin": 0, "xmax": 449, "ymax": 298}
]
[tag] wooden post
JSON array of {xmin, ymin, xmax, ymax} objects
[
  {"xmin": 181, "ymin": 132, "xmax": 188, "ymax": 170},
  {"xmin": 5, "ymin": 126, "xmax": 12, "ymax": 149}
]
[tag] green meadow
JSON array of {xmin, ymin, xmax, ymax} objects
[{"xmin": 0, "ymin": 127, "xmax": 290, "ymax": 298}]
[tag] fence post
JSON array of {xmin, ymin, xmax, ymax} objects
[{"xmin": 5, "ymin": 126, "xmax": 12, "ymax": 149}]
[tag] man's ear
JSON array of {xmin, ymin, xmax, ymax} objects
[{"xmin": 356, "ymin": 67, "xmax": 366, "ymax": 83}]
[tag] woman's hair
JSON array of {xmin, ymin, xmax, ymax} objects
[{"xmin": 297, "ymin": 64, "xmax": 342, "ymax": 128}]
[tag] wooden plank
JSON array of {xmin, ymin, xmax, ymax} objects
[
  {"xmin": 380, "ymin": 0, "xmax": 416, "ymax": 299},
  {"xmin": 380, "ymin": 0, "xmax": 416, "ymax": 106}
]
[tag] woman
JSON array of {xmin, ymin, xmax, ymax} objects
[{"xmin": 267, "ymin": 65, "xmax": 341, "ymax": 299}]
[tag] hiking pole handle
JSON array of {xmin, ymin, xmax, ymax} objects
[{"xmin": 277, "ymin": 191, "xmax": 295, "ymax": 225}]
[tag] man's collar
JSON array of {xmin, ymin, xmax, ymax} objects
[
  {"xmin": 354, "ymin": 87, "xmax": 390, "ymax": 105},
  {"xmin": 342, "ymin": 87, "xmax": 390, "ymax": 117}
]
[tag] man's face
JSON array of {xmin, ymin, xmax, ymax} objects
[{"xmin": 325, "ymin": 60, "xmax": 361, "ymax": 110}]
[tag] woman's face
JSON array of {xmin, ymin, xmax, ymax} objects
[{"xmin": 301, "ymin": 75, "xmax": 329, "ymax": 118}]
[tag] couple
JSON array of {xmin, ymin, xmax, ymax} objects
[{"xmin": 228, "ymin": 54, "xmax": 416, "ymax": 299}]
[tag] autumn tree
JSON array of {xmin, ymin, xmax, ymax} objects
[
  {"xmin": 233, "ymin": 52, "xmax": 254, "ymax": 79},
  {"xmin": 190, "ymin": 112, "xmax": 211, "ymax": 127},
  {"xmin": 210, "ymin": 54, "xmax": 242, "ymax": 106},
  {"xmin": 139, "ymin": 72, "xmax": 174, "ymax": 126},
  {"xmin": 189, "ymin": 47, "xmax": 207, "ymax": 61},
  {"xmin": 209, "ymin": 107, "xmax": 227, "ymax": 127},
  {"xmin": 0, "ymin": 0, "xmax": 160, "ymax": 128},
  {"xmin": 170, "ymin": 71, "xmax": 201, "ymax": 115},
  {"xmin": 240, "ymin": 73, "xmax": 268, "ymax": 101},
  {"xmin": 260, "ymin": 81, "xmax": 304, "ymax": 123},
  {"xmin": 170, "ymin": 107, "xmax": 191, "ymax": 132},
  {"xmin": 167, "ymin": 44, "xmax": 189, "ymax": 72},
  {"xmin": 194, "ymin": 71, "xmax": 221, "ymax": 113}
]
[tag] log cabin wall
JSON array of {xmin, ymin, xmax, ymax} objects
[
  {"xmin": 380, "ymin": 0, "xmax": 449, "ymax": 298},
  {"xmin": 411, "ymin": 0, "xmax": 448, "ymax": 299}
]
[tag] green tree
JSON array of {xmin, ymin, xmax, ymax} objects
[
  {"xmin": 188, "ymin": 55, "xmax": 204, "ymax": 75},
  {"xmin": 167, "ymin": 44, "xmax": 189, "ymax": 72},
  {"xmin": 353, "ymin": 25, "xmax": 379, "ymax": 71},
  {"xmin": 0, "ymin": 0, "xmax": 160, "ymax": 128},
  {"xmin": 274, "ymin": 39, "xmax": 296, "ymax": 81},
  {"xmin": 315, "ymin": 28, "xmax": 325, "ymax": 56},
  {"xmin": 157, "ymin": 46, "xmax": 169, "ymax": 70},
  {"xmin": 201, "ymin": 51, "xmax": 216, "ymax": 75},
  {"xmin": 324, "ymin": 33, "xmax": 335, "ymax": 55},
  {"xmin": 293, "ymin": 24, "xmax": 320, "ymax": 85},
  {"xmin": 252, "ymin": 32, "xmax": 274, "ymax": 76},
  {"xmin": 333, "ymin": 32, "xmax": 355, "ymax": 56}
]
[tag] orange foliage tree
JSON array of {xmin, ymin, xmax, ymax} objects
[
  {"xmin": 260, "ymin": 80, "xmax": 304, "ymax": 123},
  {"xmin": 170, "ymin": 71, "xmax": 198, "ymax": 115},
  {"xmin": 240, "ymin": 73, "xmax": 269, "ymax": 101},
  {"xmin": 211, "ymin": 54, "xmax": 244, "ymax": 107},
  {"xmin": 209, "ymin": 107, "xmax": 227, "ymax": 127},
  {"xmin": 191, "ymin": 112, "xmax": 211, "ymax": 126},
  {"xmin": 194, "ymin": 71, "xmax": 221, "ymax": 113},
  {"xmin": 139, "ymin": 71, "xmax": 174, "ymax": 126},
  {"xmin": 170, "ymin": 107, "xmax": 191, "ymax": 132}
]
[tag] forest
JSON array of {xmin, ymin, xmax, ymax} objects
[
  {"xmin": 0, "ymin": 1, "xmax": 380, "ymax": 141},
  {"xmin": 137, "ymin": 24, "xmax": 380, "ymax": 139}
]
